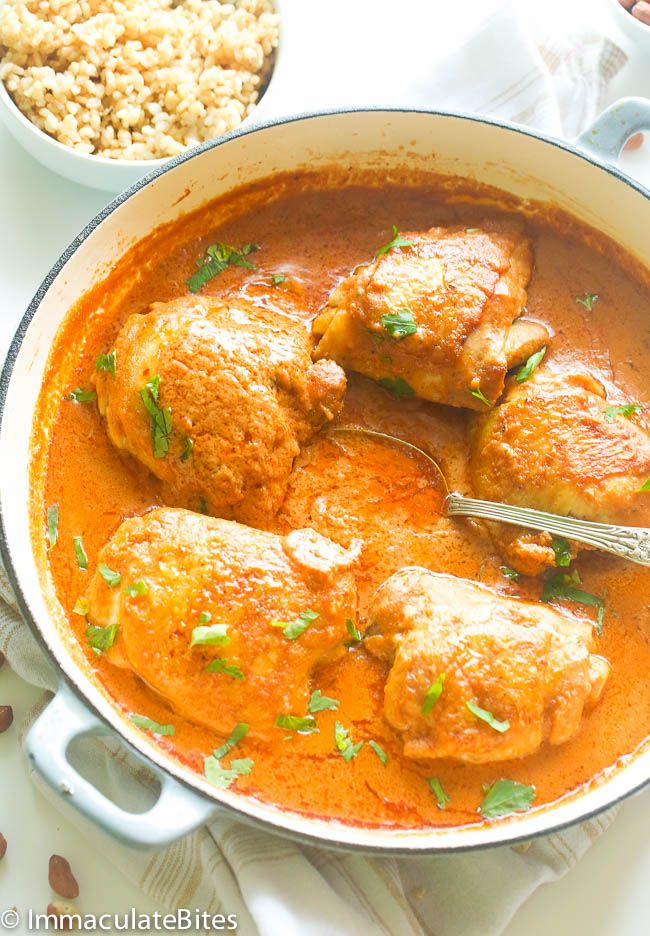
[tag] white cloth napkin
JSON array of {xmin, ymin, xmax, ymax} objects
[{"xmin": 0, "ymin": 1, "xmax": 628, "ymax": 934}]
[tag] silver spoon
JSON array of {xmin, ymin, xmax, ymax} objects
[{"xmin": 329, "ymin": 426, "xmax": 650, "ymax": 567}]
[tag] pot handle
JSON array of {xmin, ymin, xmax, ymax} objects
[
  {"xmin": 25, "ymin": 681, "xmax": 219, "ymax": 848},
  {"xmin": 576, "ymin": 96, "xmax": 650, "ymax": 162}
]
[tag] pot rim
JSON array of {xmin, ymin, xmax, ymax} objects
[{"xmin": 1, "ymin": 105, "xmax": 649, "ymax": 854}]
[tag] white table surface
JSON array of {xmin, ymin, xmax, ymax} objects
[{"xmin": 1, "ymin": 4, "xmax": 650, "ymax": 933}]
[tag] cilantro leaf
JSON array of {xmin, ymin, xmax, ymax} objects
[
  {"xmin": 187, "ymin": 242, "xmax": 260, "ymax": 293},
  {"xmin": 550, "ymin": 537, "xmax": 572, "ymax": 568},
  {"xmin": 204, "ymin": 755, "xmax": 253, "ymax": 789},
  {"xmin": 346, "ymin": 618, "xmax": 363, "ymax": 643},
  {"xmin": 213, "ymin": 723, "xmax": 249, "ymax": 760},
  {"xmin": 575, "ymin": 292, "xmax": 598, "ymax": 311},
  {"xmin": 130, "ymin": 714, "xmax": 175, "ymax": 736},
  {"xmin": 381, "ymin": 308, "xmax": 418, "ymax": 340},
  {"xmin": 379, "ymin": 376, "xmax": 415, "ymax": 398},
  {"xmin": 639, "ymin": 478, "xmax": 650, "ymax": 492},
  {"xmin": 428, "ymin": 777, "xmax": 451, "ymax": 809},
  {"xmin": 191, "ymin": 623, "xmax": 230, "ymax": 647},
  {"xmin": 95, "ymin": 350, "xmax": 117, "ymax": 376},
  {"xmin": 466, "ymin": 700, "xmax": 510, "ymax": 733},
  {"xmin": 369, "ymin": 740, "xmax": 388, "ymax": 766},
  {"xmin": 73, "ymin": 535, "xmax": 88, "ymax": 571},
  {"xmin": 271, "ymin": 609, "xmax": 319, "ymax": 640},
  {"xmin": 275, "ymin": 714, "xmax": 318, "ymax": 734},
  {"xmin": 86, "ymin": 621, "xmax": 118, "ymax": 653},
  {"xmin": 422, "ymin": 673, "xmax": 445, "ymax": 716},
  {"xmin": 139, "ymin": 375, "xmax": 172, "ymax": 459},
  {"xmin": 469, "ymin": 386, "xmax": 491, "ymax": 407},
  {"xmin": 180, "ymin": 436, "xmax": 194, "ymax": 461},
  {"xmin": 375, "ymin": 225, "xmax": 414, "ymax": 258},
  {"xmin": 205, "ymin": 657, "xmax": 244, "ymax": 680},
  {"xmin": 67, "ymin": 387, "xmax": 97, "ymax": 403},
  {"xmin": 97, "ymin": 563, "xmax": 121, "ymax": 588},
  {"xmin": 516, "ymin": 346, "xmax": 546, "ymax": 383},
  {"xmin": 480, "ymin": 779, "xmax": 536, "ymax": 819},
  {"xmin": 124, "ymin": 579, "xmax": 148, "ymax": 596},
  {"xmin": 501, "ymin": 566, "xmax": 520, "ymax": 581},
  {"xmin": 271, "ymin": 274, "xmax": 287, "ymax": 285},
  {"xmin": 308, "ymin": 689, "xmax": 340, "ymax": 713},
  {"xmin": 542, "ymin": 570, "xmax": 604, "ymax": 627},
  {"xmin": 46, "ymin": 504, "xmax": 59, "ymax": 551},
  {"xmin": 334, "ymin": 721, "xmax": 363, "ymax": 762},
  {"xmin": 604, "ymin": 403, "xmax": 642, "ymax": 423}
]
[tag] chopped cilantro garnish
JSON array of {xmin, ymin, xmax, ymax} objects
[
  {"xmin": 213, "ymin": 723, "xmax": 249, "ymax": 760},
  {"xmin": 469, "ymin": 386, "xmax": 491, "ymax": 407},
  {"xmin": 130, "ymin": 714, "xmax": 175, "ymax": 736},
  {"xmin": 180, "ymin": 436, "xmax": 194, "ymax": 461},
  {"xmin": 375, "ymin": 225, "xmax": 414, "ymax": 258},
  {"xmin": 346, "ymin": 618, "xmax": 363, "ymax": 643},
  {"xmin": 271, "ymin": 274, "xmax": 287, "ymax": 285},
  {"xmin": 86, "ymin": 621, "xmax": 117, "ymax": 653},
  {"xmin": 139, "ymin": 375, "xmax": 172, "ymax": 459},
  {"xmin": 542, "ymin": 569, "xmax": 604, "ymax": 629},
  {"xmin": 46, "ymin": 504, "xmax": 59, "ymax": 551},
  {"xmin": 97, "ymin": 563, "xmax": 121, "ymax": 588},
  {"xmin": 124, "ymin": 579, "xmax": 148, "ymax": 596},
  {"xmin": 379, "ymin": 376, "xmax": 415, "ymax": 398},
  {"xmin": 369, "ymin": 740, "xmax": 388, "ymax": 766},
  {"xmin": 187, "ymin": 242, "xmax": 260, "ymax": 293},
  {"xmin": 308, "ymin": 689, "xmax": 340, "ymax": 713},
  {"xmin": 640, "ymin": 478, "xmax": 650, "ymax": 492},
  {"xmin": 67, "ymin": 387, "xmax": 97, "ymax": 403},
  {"xmin": 271, "ymin": 609, "xmax": 319, "ymax": 640},
  {"xmin": 575, "ymin": 292, "xmax": 598, "ymax": 311},
  {"xmin": 275, "ymin": 714, "xmax": 318, "ymax": 734},
  {"xmin": 95, "ymin": 350, "xmax": 117, "ymax": 376},
  {"xmin": 199, "ymin": 611, "xmax": 212, "ymax": 624},
  {"xmin": 205, "ymin": 657, "xmax": 244, "ymax": 680},
  {"xmin": 501, "ymin": 566, "xmax": 520, "ymax": 581},
  {"xmin": 480, "ymin": 779, "xmax": 535, "ymax": 819},
  {"xmin": 421, "ymin": 673, "xmax": 445, "ymax": 716},
  {"xmin": 604, "ymin": 403, "xmax": 642, "ymax": 423},
  {"xmin": 428, "ymin": 777, "xmax": 451, "ymax": 809},
  {"xmin": 516, "ymin": 346, "xmax": 546, "ymax": 383},
  {"xmin": 73, "ymin": 535, "xmax": 88, "ymax": 571},
  {"xmin": 334, "ymin": 721, "xmax": 363, "ymax": 761},
  {"xmin": 204, "ymin": 755, "xmax": 253, "ymax": 789},
  {"xmin": 381, "ymin": 308, "xmax": 417, "ymax": 340},
  {"xmin": 191, "ymin": 623, "xmax": 230, "ymax": 647},
  {"xmin": 466, "ymin": 700, "xmax": 510, "ymax": 733},
  {"xmin": 550, "ymin": 536, "xmax": 572, "ymax": 568}
]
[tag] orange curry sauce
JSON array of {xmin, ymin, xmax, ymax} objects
[{"xmin": 32, "ymin": 172, "xmax": 650, "ymax": 829}]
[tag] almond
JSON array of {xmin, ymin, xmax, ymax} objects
[{"xmin": 48, "ymin": 855, "xmax": 79, "ymax": 900}]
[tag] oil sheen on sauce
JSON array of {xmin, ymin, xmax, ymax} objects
[{"xmin": 35, "ymin": 175, "xmax": 650, "ymax": 828}]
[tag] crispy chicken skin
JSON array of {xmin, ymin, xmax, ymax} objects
[
  {"xmin": 471, "ymin": 370, "xmax": 650, "ymax": 575},
  {"xmin": 366, "ymin": 568, "xmax": 610, "ymax": 764},
  {"xmin": 312, "ymin": 221, "xmax": 546, "ymax": 410},
  {"xmin": 94, "ymin": 296, "xmax": 346, "ymax": 525},
  {"xmin": 84, "ymin": 508, "xmax": 359, "ymax": 739}
]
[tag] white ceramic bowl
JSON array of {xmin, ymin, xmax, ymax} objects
[
  {"xmin": 609, "ymin": 0, "xmax": 650, "ymax": 51},
  {"xmin": 0, "ymin": 0, "xmax": 283, "ymax": 192}
]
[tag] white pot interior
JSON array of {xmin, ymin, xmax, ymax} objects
[{"xmin": 1, "ymin": 110, "xmax": 650, "ymax": 852}]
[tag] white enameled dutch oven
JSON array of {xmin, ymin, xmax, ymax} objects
[{"xmin": 1, "ymin": 101, "xmax": 650, "ymax": 852}]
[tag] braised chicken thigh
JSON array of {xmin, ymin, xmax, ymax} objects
[
  {"xmin": 366, "ymin": 568, "xmax": 609, "ymax": 764},
  {"xmin": 94, "ymin": 296, "xmax": 346, "ymax": 525},
  {"xmin": 83, "ymin": 508, "xmax": 359, "ymax": 739},
  {"xmin": 471, "ymin": 370, "xmax": 650, "ymax": 574},
  {"xmin": 313, "ymin": 221, "xmax": 546, "ymax": 410}
]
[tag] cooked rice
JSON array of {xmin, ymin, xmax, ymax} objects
[{"xmin": 0, "ymin": 0, "xmax": 279, "ymax": 159}]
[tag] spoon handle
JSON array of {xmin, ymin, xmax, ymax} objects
[{"xmin": 446, "ymin": 493, "xmax": 650, "ymax": 567}]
